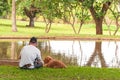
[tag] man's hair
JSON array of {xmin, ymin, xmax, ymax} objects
[{"xmin": 29, "ymin": 37, "xmax": 37, "ymax": 43}]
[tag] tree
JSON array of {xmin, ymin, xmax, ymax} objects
[
  {"xmin": 102, "ymin": 0, "xmax": 120, "ymax": 35},
  {"xmin": 17, "ymin": 0, "xmax": 40, "ymax": 27},
  {"xmin": 112, "ymin": 0, "xmax": 120, "ymax": 35},
  {"xmin": 79, "ymin": 0, "xmax": 112, "ymax": 35},
  {"xmin": 40, "ymin": 0, "xmax": 63, "ymax": 33},
  {"xmin": 24, "ymin": 5, "xmax": 40, "ymax": 27},
  {"xmin": 39, "ymin": 0, "xmax": 112, "ymax": 35},
  {"xmin": 16, "ymin": 0, "xmax": 114, "ymax": 35},
  {"xmin": 12, "ymin": 0, "xmax": 17, "ymax": 32},
  {"xmin": 60, "ymin": 0, "xmax": 90, "ymax": 34}
]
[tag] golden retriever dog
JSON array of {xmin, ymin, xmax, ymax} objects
[{"xmin": 44, "ymin": 56, "xmax": 67, "ymax": 68}]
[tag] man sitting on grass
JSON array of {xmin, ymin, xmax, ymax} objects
[{"xmin": 19, "ymin": 37, "xmax": 44, "ymax": 69}]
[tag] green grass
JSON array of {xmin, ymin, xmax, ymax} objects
[
  {"xmin": 0, "ymin": 19, "xmax": 120, "ymax": 39},
  {"xmin": 0, "ymin": 66, "xmax": 120, "ymax": 80}
]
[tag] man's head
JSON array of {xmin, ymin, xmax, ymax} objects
[{"xmin": 29, "ymin": 37, "xmax": 37, "ymax": 46}]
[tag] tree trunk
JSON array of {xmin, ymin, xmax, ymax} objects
[
  {"xmin": 12, "ymin": 0, "xmax": 17, "ymax": 32},
  {"xmin": 29, "ymin": 17, "xmax": 34, "ymax": 27},
  {"xmin": 95, "ymin": 19, "xmax": 103, "ymax": 35},
  {"xmin": 24, "ymin": 6, "xmax": 37, "ymax": 27},
  {"xmin": 89, "ymin": 7, "xmax": 103, "ymax": 35},
  {"xmin": 88, "ymin": 1, "xmax": 112, "ymax": 35},
  {"xmin": 89, "ymin": 6, "xmax": 103, "ymax": 35}
]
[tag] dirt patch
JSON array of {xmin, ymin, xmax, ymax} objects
[
  {"xmin": 0, "ymin": 36, "xmax": 120, "ymax": 41},
  {"xmin": 0, "ymin": 59, "xmax": 18, "ymax": 66}
]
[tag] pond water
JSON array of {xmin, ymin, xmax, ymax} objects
[{"xmin": 0, "ymin": 40, "xmax": 120, "ymax": 68}]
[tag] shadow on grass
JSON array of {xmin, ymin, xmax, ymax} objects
[{"xmin": 0, "ymin": 23, "xmax": 45, "ymax": 30}]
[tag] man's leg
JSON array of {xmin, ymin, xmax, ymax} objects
[
  {"xmin": 34, "ymin": 58, "xmax": 43, "ymax": 68},
  {"xmin": 20, "ymin": 64, "xmax": 31, "ymax": 69}
]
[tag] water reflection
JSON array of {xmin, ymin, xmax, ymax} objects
[
  {"xmin": 0, "ymin": 40, "xmax": 120, "ymax": 68},
  {"xmin": 86, "ymin": 42, "xmax": 107, "ymax": 67}
]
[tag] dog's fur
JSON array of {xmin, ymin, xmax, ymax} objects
[{"xmin": 44, "ymin": 56, "xmax": 67, "ymax": 68}]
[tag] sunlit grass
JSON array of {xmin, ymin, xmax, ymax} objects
[
  {"xmin": 0, "ymin": 66, "xmax": 120, "ymax": 80},
  {"xmin": 0, "ymin": 19, "xmax": 120, "ymax": 39}
]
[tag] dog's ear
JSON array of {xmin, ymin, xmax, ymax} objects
[
  {"xmin": 44, "ymin": 56, "xmax": 53, "ymax": 64},
  {"xmin": 44, "ymin": 57, "xmax": 49, "ymax": 63},
  {"xmin": 44, "ymin": 56, "xmax": 51, "ymax": 63},
  {"xmin": 47, "ymin": 56, "xmax": 53, "ymax": 60}
]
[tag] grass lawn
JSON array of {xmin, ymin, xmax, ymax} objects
[
  {"xmin": 0, "ymin": 66, "xmax": 120, "ymax": 80},
  {"xmin": 0, "ymin": 19, "xmax": 120, "ymax": 40}
]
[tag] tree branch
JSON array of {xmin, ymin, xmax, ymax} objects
[{"xmin": 101, "ymin": 1, "xmax": 112, "ymax": 18}]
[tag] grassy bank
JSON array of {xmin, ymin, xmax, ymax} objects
[
  {"xmin": 0, "ymin": 66, "xmax": 120, "ymax": 80},
  {"xmin": 0, "ymin": 19, "xmax": 120, "ymax": 40}
]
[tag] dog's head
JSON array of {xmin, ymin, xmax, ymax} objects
[{"xmin": 44, "ymin": 56, "xmax": 53, "ymax": 64}]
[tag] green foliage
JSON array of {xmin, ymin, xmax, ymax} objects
[
  {"xmin": 0, "ymin": 0, "xmax": 11, "ymax": 17},
  {"xmin": 17, "ymin": 0, "xmax": 32, "ymax": 15},
  {"xmin": 17, "ymin": 0, "xmax": 41, "ymax": 15},
  {"xmin": 16, "ymin": 0, "xmax": 114, "ymax": 24},
  {"xmin": 93, "ymin": 1, "xmax": 105, "ymax": 18},
  {"xmin": 75, "ymin": 3, "xmax": 90, "ymax": 22},
  {"xmin": 82, "ymin": 0, "xmax": 94, "ymax": 8},
  {"xmin": 40, "ymin": 0, "xmax": 63, "ymax": 21},
  {"xmin": 33, "ymin": 0, "xmax": 41, "ymax": 8},
  {"xmin": 61, "ymin": 0, "xmax": 77, "ymax": 20},
  {"xmin": 81, "ymin": 0, "xmax": 113, "ymax": 18}
]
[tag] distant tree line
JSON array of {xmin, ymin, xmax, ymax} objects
[{"xmin": 0, "ymin": 0, "xmax": 120, "ymax": 35}]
